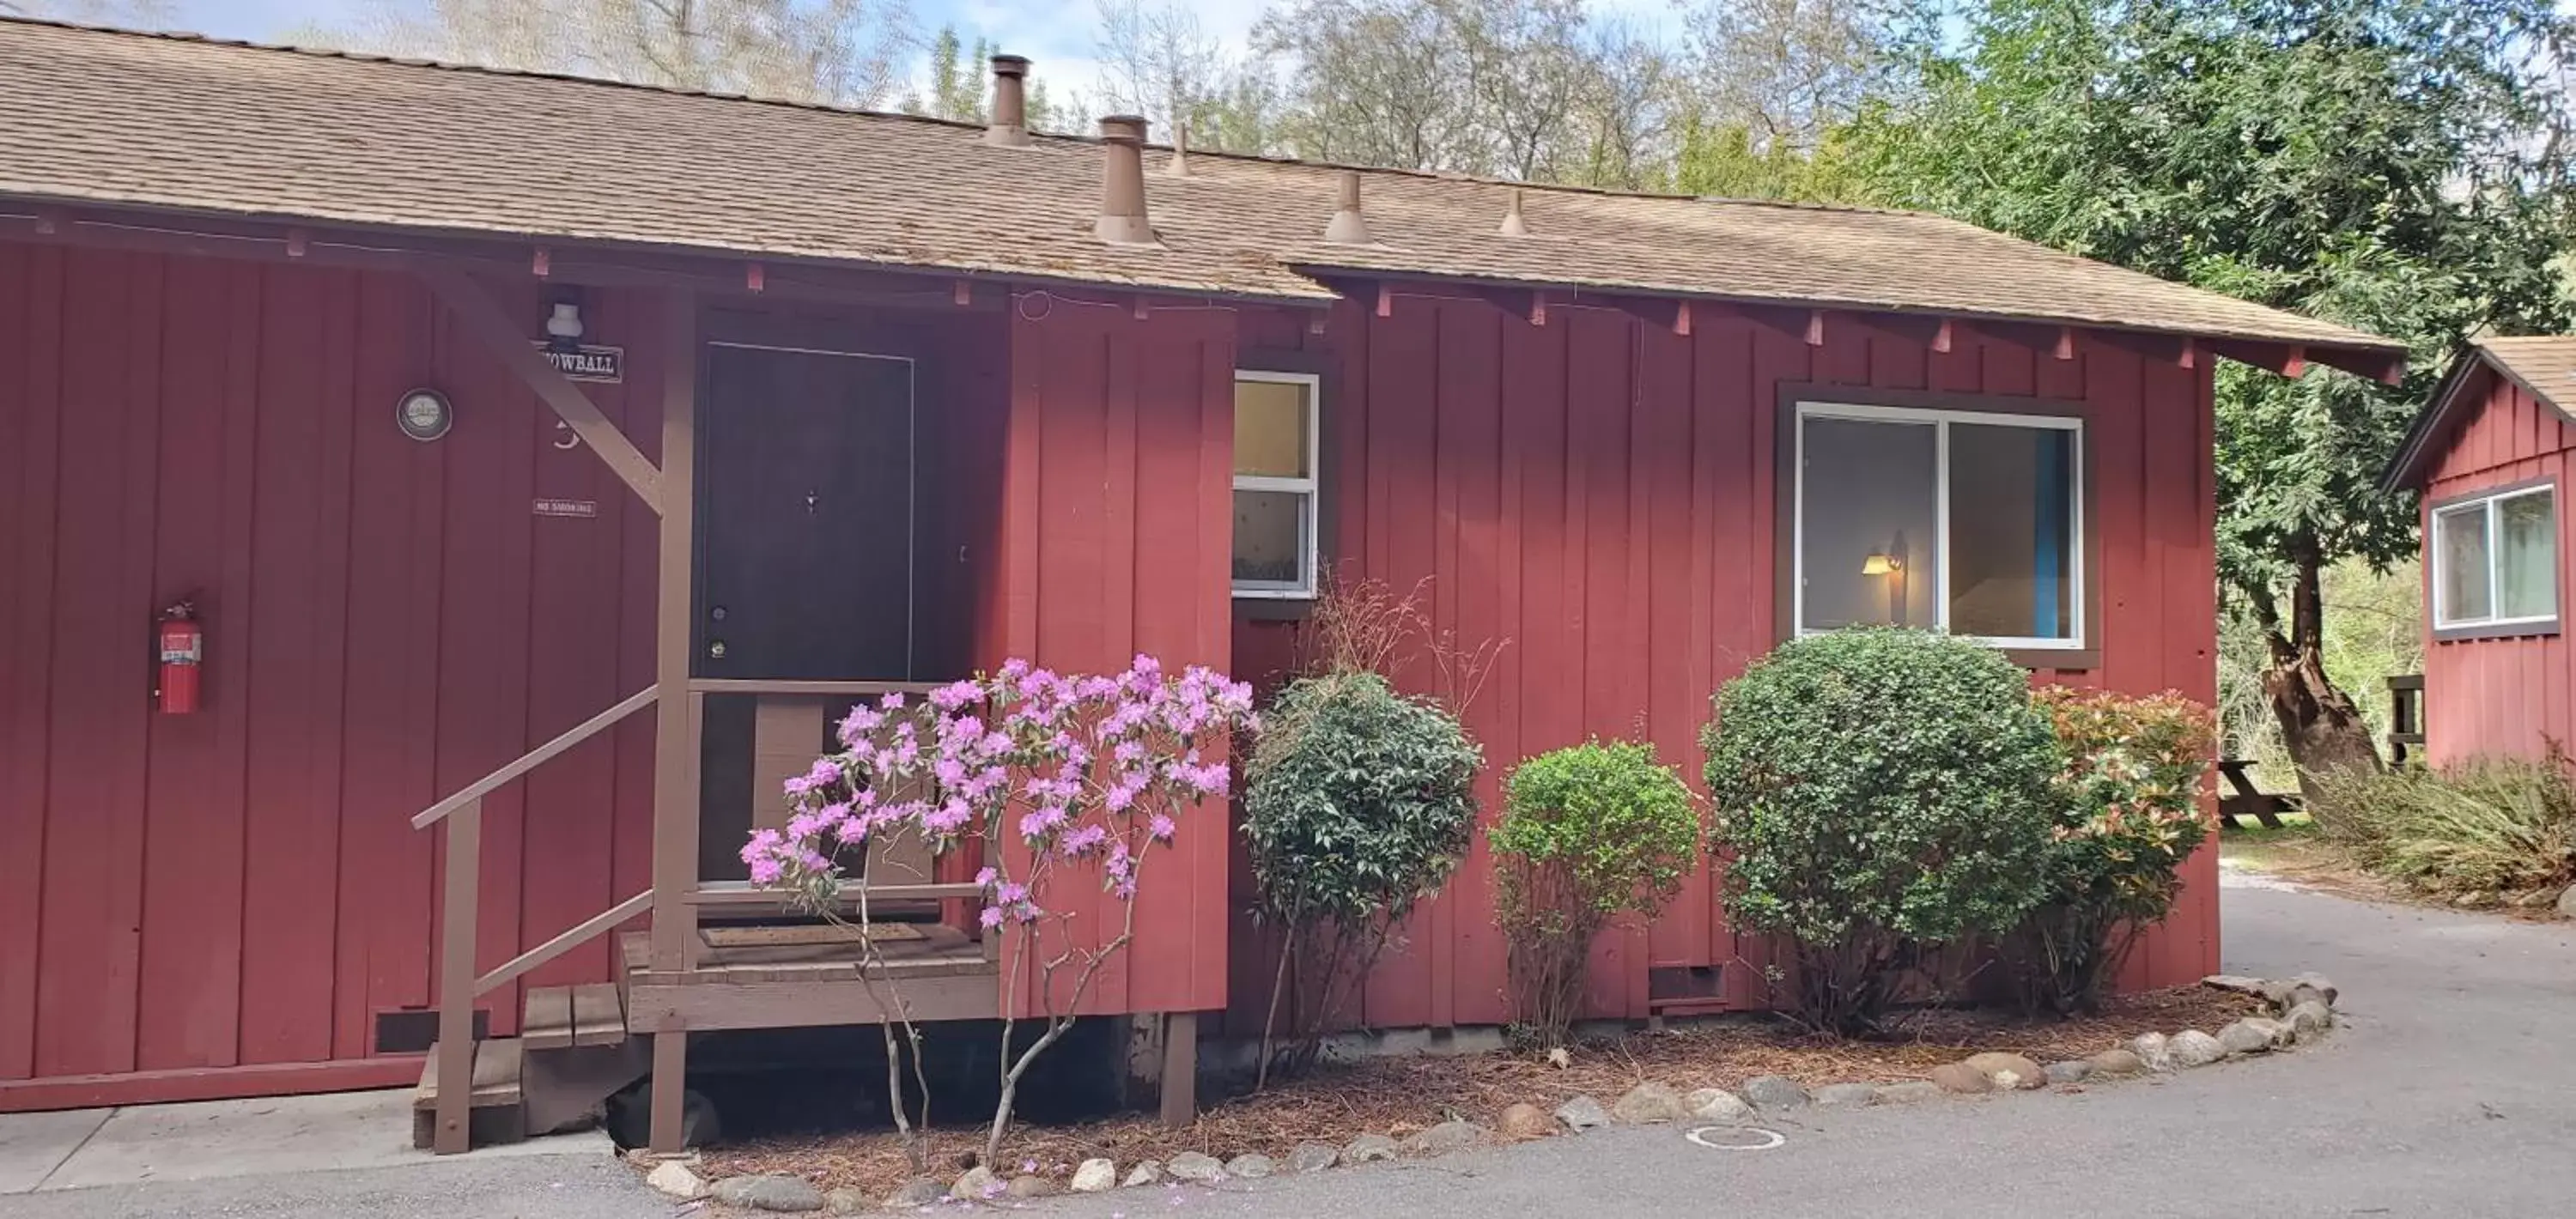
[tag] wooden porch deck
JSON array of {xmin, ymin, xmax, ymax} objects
[{"xmin": 618, "ymin": 922, "xmax": 999, "ymax": 1032}]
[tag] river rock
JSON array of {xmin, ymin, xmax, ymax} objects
[
  {"xmin": 2218, "ymin": 1019, "xmax": 2279, "ymax": 1056},
  {"xmin": 2043, "ymin": 1060, "xmax": 2093, "ymax": 1085},
  {"xmin": 645, "ymin": 1160, "xmax": 707, "ymax": 1200},
  {"xmin": 1006, "ymin": 1175, "xmax": 1060, "ymax": 1199},
  {"xmin": 1167, "ymin": 1151, "xmax": 1227, "ymax": 1183},
  {"xmin": 1498, "ymin": 1102, "xmax": 1554, "ymax": 1138},
  {"xmin": 2202, "ymin": 974, "xmax": 2270, "ymax": 997},
  {"xmin": 1122, "ymin": 1161, "xmax": 1164, "ymax": 1187},
  {"xmin": 1739, "ymin": 1075, "xmax": 1811, "ymax": 1111},
  {"xmin": 1613, "ymin": 1082, "xmax": 1689, "ymax": 1124},
  {"xmin": 950, "ymin": 1167, "xmax": 1003, "ymax": 1202},
  {"xmin": 1812, "ymin": 1082, "xmax": 1879, "ymax": 1107},
  {"xmin": 883, "ymin": 1179, "xmax": 946, "ymax": 1208},
  {"xmin": 2558, "ymin": 882, "xmax": 2576, "ymax": 919},
  {"xmin": 2287, "ymin": 999, "xmax": 2334, "ymax": 1040},
  {"xmin": 1875, "ymin": 1081, "xmax": 1947, "ymax": 1105},
  {"xmin": 1405, "ymin": 1120, "xmax": 1489, "ymax": 1155},
  {"xmin": 2169, "ymin": 1029, "xmax": 2227, "ymax": 1067},
  {"xmin": 1225, "ymin": 1154, "xmax": 1275, "ymax": 1180},
  {"xmin": 1964, "ymin": 1052, "xmax": 2044, "ymax": 1090},
  {"xmin": 1287, "ymin": 1143, "xmax": 1340, "ymax": 1173},
  {"xmin": 1684, "ymin": 1088, "xmax": 1753, "ymax": 1121},
  {"xmin": 2087, "ymin": 1048, "xmax": 2145, "ymax": 1076},
  {"xmin": 823, "ymin": 1186, "xmax": 873, "ymax": 1215},
  {"xmin": 1069, "ymin": 1159, "xmax": 1118, "ymax": 1193},
  {"xmin": 712, "ymin": 1174, "xmax": 825, "ymax": 1213},
  {"xmin": 1928, "ymin": 1062, "xmax": 1991, "ymax": 1095},
  {"xmin": 2131, "ymin": 1032, "xmax": 2175, "ymax": 1071},
  {"xmin": 1555, "ymin": 1095, "xmax": 1611, "ymax": 1131},
  {"xmin": 1343, "ymin": 1133, "xmax": 1400, "ymax": 1164},
  {"xmin": 2289, "ymin": 972, "xmax": 2340, "ymax": 1007}
]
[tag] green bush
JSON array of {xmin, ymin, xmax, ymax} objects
[
  {"xmin": 1492, "ymin": 740, "xmax": 1702, "ymax": 1048},
  {"xmin": 1702, "ymin": 628, "xmax": 2057, "ymax": 1035},
  {"xmin": 2009, "ymin": 688, "xmax": 2215, "ymax": 1015},
  {"xmin": 1241, "ymin": 670, "xmax": 1482, "ymax": 1077},
  {"xmin": 2314, "ymin": 751, "xmax": 2576, "ymax": 901}
]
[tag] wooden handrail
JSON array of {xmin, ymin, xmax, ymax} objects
[
  {"xmin": 475, "ymin": 889, "xmax": 653, "ymax": 996},
  {"xmin": 687, "ymin": 678, "xmax": 949, "ymax": 697},
  {"xmin": 412, "ymin": 686, "xmax": 659, "ymax": 829},
  {"xmin": 690, "ymin": 880, "xmax": 985, "ymax": 906}
]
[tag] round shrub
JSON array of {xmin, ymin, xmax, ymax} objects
[
  {"xmin": 2011, "ymin": 688, "xmax": 2215, "ymax": 1014},
  {"xmin": 1702, "ymin": 628, "xmax": 2057, "ymax": 1034},
  {"xmin": 1493, "ymin": 740, "xmax": 1701, "ymax": 1047},
  {"xmin": 1241, "ymin": 670, "xmax": 1482, "ymax": 1074}
]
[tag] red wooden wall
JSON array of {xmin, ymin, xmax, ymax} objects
[
  {"xmin": 2421, "ymin": 367, "xmax": 2576, "ymax": 766},
  {"xmin": 0, "ymin": 241, "xmax": 667, "ymax": 1106},
  {"xmin": 1226, "ymin": 294, "xmax": 2223, "ymax": 1032},
  {"xmin": 987, "ymin": 298, "xmax": 1238, "ymax": 1020}
]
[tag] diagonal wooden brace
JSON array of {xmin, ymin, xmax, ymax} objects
[{"xmin": 416, "ymin": 264, "xmax": 665, "ymax": 515}]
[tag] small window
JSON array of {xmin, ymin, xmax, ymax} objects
[
  {"xmin": 1232, "ymin": 372, "xmax": 1320, "ymax": 597},
  {"xmin": 1795, "ymin": 401, "xmax": 2083, "ymax": 648},
  {"xmin": 2433, "ymin": 484, "xmax": 2558, "ymax": 632}
]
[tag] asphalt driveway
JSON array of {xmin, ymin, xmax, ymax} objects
[{"xmin": 13, "ymin": 872, "xmax": 2573, "ymax": 1217}]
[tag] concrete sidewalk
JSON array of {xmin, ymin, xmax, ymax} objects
[{"xmin": 0, "ymin": 1088, "xmax": 613, "ymax": 1194}]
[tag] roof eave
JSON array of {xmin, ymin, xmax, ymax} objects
[{"xmin": 1286, "ymin": 262, "xmax": 2408, "ymax": 361}]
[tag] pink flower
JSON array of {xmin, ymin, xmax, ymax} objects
[
  {"xmin": 974, "ymin": 866, "xmax": 999, "ymax": 888},
  {"xmin": 979, "ymin": 906, "xmax": 1005, "ymax": 930},
  {"xmin": 1148, "ymin": 813, "xmax": 1176, "ymax": 842}
]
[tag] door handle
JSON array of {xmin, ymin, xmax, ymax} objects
[{"xmin": 707, "ymin": 639, "xmax": 727, "ymax": 660}]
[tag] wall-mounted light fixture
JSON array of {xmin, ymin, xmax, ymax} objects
[{"xmin": 544, "ymin": 299, "xmax": 585, "ymax": 354}]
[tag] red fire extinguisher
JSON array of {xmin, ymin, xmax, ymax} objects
[{"xmin": 156, "ymin": 600, "xmax": 204, "ymax": 715}]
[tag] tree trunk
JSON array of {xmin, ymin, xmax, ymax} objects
[{"xmin": 2260, "ymin": 538, "xmax": 2381, "ymax": 798}]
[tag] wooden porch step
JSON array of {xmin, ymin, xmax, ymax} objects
[
  {"xmin": 410, "ymin": 1037, "xmax": 524, "ymax": 1110},
  {"xmin": 522, "ymin": 984, "xmax": 629, "ymax": 1052}
]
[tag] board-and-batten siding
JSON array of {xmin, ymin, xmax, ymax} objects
[
  {"xmin": 2421, "ymin": 370, "xmax": 2576, "ymax": 767},
  {"xmin": 0, "ymin": 244, "xmax": 666, "ymax": 1091},
  {"xmin": 987, "ymin": 300, "xmax": 1239, "ymax": 1019},
  {"xmin": 1227, "ymin": 294, "xmax": 2223, "ymax": 1032}
]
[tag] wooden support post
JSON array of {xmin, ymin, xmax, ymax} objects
[
  {"xmin": 432, "ymin": 798, "xmax": 482, "ymax": 1155},
  {"xmin": 648, "ymin": 1027, "xmax": 690, "ymax": 1155},
  {"xmin": 650, "ymin": 290, "xmax": 700, "ymax": 974},
  {"xmin": 1157, "ymin": 1011, "xmax": 1198, "ymax": 1127}
]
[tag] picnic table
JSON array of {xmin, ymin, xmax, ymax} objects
[{"xmin": 2215, "ymin": 758, "xmax": 2299, "ymax": 828}]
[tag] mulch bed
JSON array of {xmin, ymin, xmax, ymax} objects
[{"xmin": 699, "ymin": 985, "xmax": 2259, "ymax": 1193}]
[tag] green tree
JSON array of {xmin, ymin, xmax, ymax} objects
[{"xmin": 1850, "ymin": 0, "xmax": 2576, "ymax": 791}]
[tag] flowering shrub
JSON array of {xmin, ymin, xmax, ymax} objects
[
  {"xmin": 743, "ymin": 653, "xmax": 1256, "ymax": 1161},
  {"xmin": 1493, "ymin": 740, "xmax": 1700, "ymax": 1048},
  {"xmin": 2008, "ymin": 688, "xmax": 2215, "ymax": 1015},
  {"xmin": 1703, "ymin": 628, "xmax": 2057, "ymax": 1036}
]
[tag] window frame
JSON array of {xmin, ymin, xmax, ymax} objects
[
  {"xmin": 2428, "ymin": 477, "xmax": 2561, "ymax": 640},
  {"xmin": 1790, "ymin": 397, "xmax": 2089, "ymax": 654},
  {"xmin": 1230, "ymin": 368, "xmax": 1324, "ymax": 601}
]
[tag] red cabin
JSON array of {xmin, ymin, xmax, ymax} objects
[
  {"xmin": 2385, "ymin": 337, "xmax": 2576, "ymax": 763},
  {"xmin": 0, "ymin": 19, "xmax": 2405, "ymax": 1151}
]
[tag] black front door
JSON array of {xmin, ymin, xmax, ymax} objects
[{"xmin": 695, "ymin": 343, "xmax": 914, "ymax": 681}]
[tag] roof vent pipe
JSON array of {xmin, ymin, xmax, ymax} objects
[
  {"xmin": 1323, "ymin": 170, "xmax": 1372, "ymax": 245},
  {"xmin": 1096, "ymin": 115, "xmax": 1156, "ymax": 246},
  {"xmin": 985, "ymin": 55, "xmax": 1031, "ymax": 147},
  {"xmin": 1169, "ymin": 122, "xmax": 1191, "ymax": 177},
  {"xmin": 1498, "ymin": 189, "xmax": 1528, "ymax": 237}
]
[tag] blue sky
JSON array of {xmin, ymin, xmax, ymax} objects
[{"xmin": 157, "ymin": 0, "xmax": 1683, "ymax": 105}]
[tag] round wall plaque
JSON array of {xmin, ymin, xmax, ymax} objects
[{"xmin": 397, "ymin": 388, "xmax": 453, "ymax": 441}]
